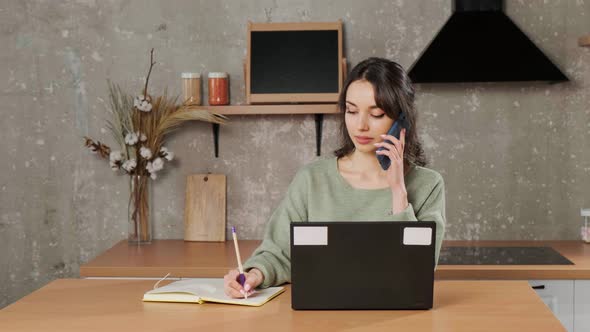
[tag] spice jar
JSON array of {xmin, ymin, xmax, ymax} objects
[
  {"xmin": 181, "ymin": 72, "xmax": 201, "ymax": 105},
  {"xmin": 582, "ymin": 208, "xmax": 590, "ymax": 243},
  {"xmin": 208, "ymin": 72, "xmax": 229, "ymax": 105}
]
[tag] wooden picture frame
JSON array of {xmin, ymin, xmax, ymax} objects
[{"xmin": 246, "ymin": 21, "xmax": 344, "ymax": 104}]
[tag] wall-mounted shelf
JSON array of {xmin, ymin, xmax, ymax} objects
[
  {"xmin": 579, "ymin": 35, "xmax": 590, "ymax": 47},
  {"xmin": 200, "ymin": 104, "xmax": 340, "ymax": 157},
  {"xmin": 201, "ymin": 104, "xmax": 338, "ymax": 115}
]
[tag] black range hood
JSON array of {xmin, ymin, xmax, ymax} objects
[{"xmin": 408, "ymin": 0, "xmax": 568, "ymax": 83}]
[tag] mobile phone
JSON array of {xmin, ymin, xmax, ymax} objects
[{"xmin": 377, "ymin": 112, "xmax": 410, "ymax": 170}]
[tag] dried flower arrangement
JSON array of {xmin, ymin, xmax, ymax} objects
[{"xmin": 84, "ymin": 49, "xmax": 227, "ymax": 243}]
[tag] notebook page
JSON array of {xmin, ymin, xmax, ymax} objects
[{"xmin": 145, "ymin": 278, "xmax": 284, "ymax": 306}]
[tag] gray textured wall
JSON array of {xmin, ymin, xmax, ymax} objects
[{"xmin": 1, "ymin": 0, "xmax": 589, "ymax": 308}]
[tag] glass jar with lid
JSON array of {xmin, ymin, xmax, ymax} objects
[
  {"xmin": 582, "ymin": 208, "xmax": 590, "ymax": 243},
  {"xmin": 208, "ymin": 72, "xmax": 229, "ymax": 105},
  {"xmin": 181, "ymin": 72, "xmax": 202, "ymax": 105}
]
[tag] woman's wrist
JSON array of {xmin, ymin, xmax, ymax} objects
[
  {"xmin": 391, "ymin": 185, "xmax": 407, "ymax": 195},
  {"xmin": 249, "ymin": 268, "xmax": 265, "ymax": 285},
  {"xmin": 391, "ymin": 187, "xmax": 408, "ymax": 214}
]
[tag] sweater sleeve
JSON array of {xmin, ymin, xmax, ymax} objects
[
  {"xmin": 388, "ymin": 175, "xmax": 446, "ymax": 267},
  {"xmin": 242, "ymin": 170, "xmax": 308, "ymax": 288}
]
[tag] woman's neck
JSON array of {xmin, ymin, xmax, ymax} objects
[
  {"xmin": 343, "ymin": 150, "xmax": 411, "ymax": 176},
  {"xmin": 347, "ymin": 150, "xmax": 385, "ymax": 175}
]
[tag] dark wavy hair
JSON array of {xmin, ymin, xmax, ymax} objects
[{"xmin": 333, "ymin": 57, "xmax": 427, "ymax": 167}]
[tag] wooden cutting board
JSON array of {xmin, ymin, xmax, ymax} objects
[{"xmin": 184, "ymin": 174, "xmax": 226, "ymax": 242}]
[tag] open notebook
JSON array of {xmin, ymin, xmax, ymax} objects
[{"xmin": 142, "ymin": 278, "xmax": 285, "ymax": 307}]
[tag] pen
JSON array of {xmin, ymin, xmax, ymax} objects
[{"xmin": 231, "ymin": 226, "xmax": 247, "ymax": 299}]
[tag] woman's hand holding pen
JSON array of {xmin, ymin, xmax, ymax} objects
[
  {"xmin": 226, "ymin": 226, "xmax": 264, "ymax": 299},
  {"xmin": 374, "ymin": 128, "xmax": 409, "ymax": 213},
  {"xmin": 223, "ymin": 268, "xmax": 264, "ymax": 298}
]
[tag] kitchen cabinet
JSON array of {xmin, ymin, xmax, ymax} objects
[
  {"xmin": 574, "ymin": 280, "xmax": 590, "ymax": 332},
  {"xmin": 527, "ymin": 280, "xmax": 590, "ymax": 332},
  {"xmin": 529, "ymin": 280, "xmax": 574, "ymax": 332}
]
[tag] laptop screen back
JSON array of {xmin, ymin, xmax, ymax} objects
[{"xmin": 290, "ymin": 221, "xmax": 436, "ymax": 310}]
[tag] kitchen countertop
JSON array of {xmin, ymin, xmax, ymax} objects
[
  {"xmin": 437, "ymin": 241, "xmax": 590, "ymax": 279},
  {"xmin": 79, "ymin": 240, "xmax": 590, "ymax": 279},
  {"xmin": 0, "ymin": 279, "xmax": 566, "ymax": 332}
]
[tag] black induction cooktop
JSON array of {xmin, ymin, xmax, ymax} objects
[{"xmin": 438, "ymin": 246, "xmax": 574, "ymax": 265}]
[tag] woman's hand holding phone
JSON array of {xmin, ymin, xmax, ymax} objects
[{"xmin": 375, "ymin": 128, "xmax": 409, "ymax": 213}]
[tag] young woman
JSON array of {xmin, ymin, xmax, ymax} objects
[{"xmin": 224, "ymin": 57, "xmax": 446, "ymax": 298}]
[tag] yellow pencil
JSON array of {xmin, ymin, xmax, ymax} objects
[{"xmin": 231, "ymin": 226, "xmax": 247, "ymax": 299}]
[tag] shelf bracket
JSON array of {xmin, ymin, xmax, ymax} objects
[
  {"xmin": 212, "ymin": 123, "xmax": 220, "ymax": 158},
  {"xmin": 315, "ymin": 114, "xmax": 323, "ymax": 156},
  {"xmin": 210, "ymin": 112, "xmax": 328, "ymax": 157}
]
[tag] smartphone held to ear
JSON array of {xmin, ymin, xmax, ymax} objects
[{"xmin": 377, "ymin": 112, "xmax": 410, "ymax": 171}]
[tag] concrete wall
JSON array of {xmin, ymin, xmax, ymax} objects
[{"xmin": 1, "ymin": 0, "xmax": 589, "ymax": 308}]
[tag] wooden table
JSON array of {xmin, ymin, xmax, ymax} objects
[
  {"xmin": 80, "ymin": 240, "xmax": 590, "ymax": 279},
  {"xmin": 0, "ymin": 279, "xmax": 566, "ymax": 332}
]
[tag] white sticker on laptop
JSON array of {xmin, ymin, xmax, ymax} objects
[
  {"xmin": 403, "ymin": 227, "xmax": 432, "ymax": 246},
  {"xmin": 293, "ymin": 226, "xmax": 328, "ymax": 246}
]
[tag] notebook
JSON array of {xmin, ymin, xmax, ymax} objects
[{"xmin": 142, "ymin": 278, "xmax": 285, "ymax": 307}]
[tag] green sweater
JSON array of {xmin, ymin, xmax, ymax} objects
[{"xmin": 243, "ymin": 157, "xmax": 446, "ymax": 288}]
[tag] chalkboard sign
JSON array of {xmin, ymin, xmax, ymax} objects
[{"xmin": 247, "ymin": 22, "xmax": 343, "ymax": 104}]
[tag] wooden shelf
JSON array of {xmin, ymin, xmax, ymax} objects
[
  {"xmin": 579, "ymin": 35, "xmax": 590, "ymax": 47},
  {"xmin": 200, "ymin": 104, "xmax": 339, "ymax": 157},
  {"xmin": 200, "ymin": 104, "xmax": 339, "ymax": 115}
]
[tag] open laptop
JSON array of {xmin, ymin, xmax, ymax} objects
[{"xmin": 290, "ymin": 221, "xmax": 436, "ymax": 310}]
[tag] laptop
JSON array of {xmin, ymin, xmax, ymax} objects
[{"xmin": 290, "ymin": 221, "xmax": 436, "ymax": 310}]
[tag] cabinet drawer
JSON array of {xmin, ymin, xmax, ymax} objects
[
  {"xmin": 574, "ymin": 280, "xmax": 590, "ymax": 332},
  {"xmin": 529, "ymin": 280, "xmax": 574, "ymax": 332}
]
